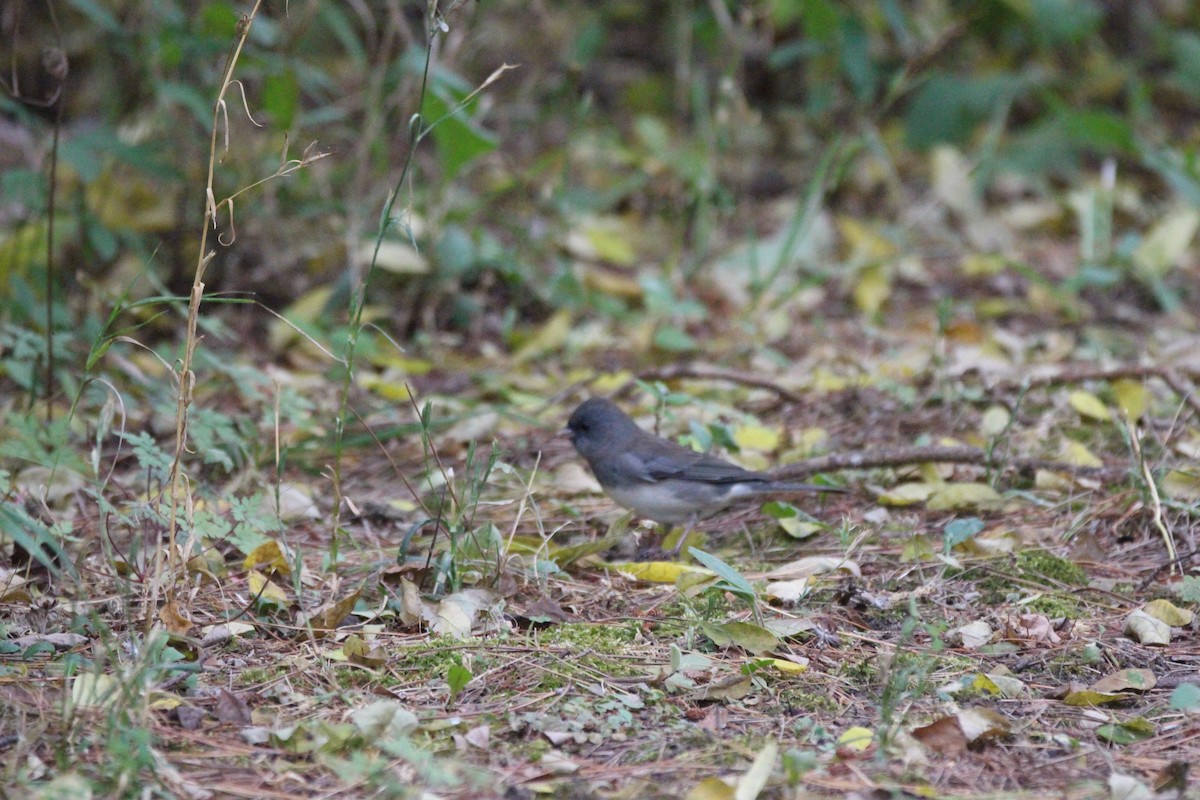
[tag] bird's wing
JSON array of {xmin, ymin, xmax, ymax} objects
[{"xmin": 635, "ymin": 445, "xmax": 765, "ymax": 484}]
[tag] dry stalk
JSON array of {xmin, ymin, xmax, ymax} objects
[{"xmin": 152, "ymin": 1, "xmax": 263, "ymax": 636}]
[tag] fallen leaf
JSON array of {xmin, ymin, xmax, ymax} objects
[
  {"xmin": 1068, "ymin": 390, "xmax": 1110, "ymax": 422},
  {"xmin": 1112, "ymin": 379, "xmax": 1149, "ymax": 420},
  {"xmin": 1091, "ymin": 668, "xmax": 1156, "ymax": 694},
  {"xmin": 609, "ymin": 561, "xmax": 714, "ymax": 584},
  {"xmin": 700, "ymin": 621, "xmax": 779, "ymax": 655},
  {"xmin": 837, "ymin": 725, "xmax": 874, "ymax": 752},
  {"xmin": 247, "ymin": 570, "xmax": 291, "ymax": 609},
  {"xmin": 1143, "ymin": 598, "xmax": 1193, "ymax": 627},
  {"xmin": 1124, "ymin": 608, "xmax": 1171, "ymax": 645},
  {"xmin": 734, "ymin": 740, "xmax": 776, "ymax": 800},
  {"xmin": 926, "ymin": 482, "xmax": 1004, "ymax": 511}
]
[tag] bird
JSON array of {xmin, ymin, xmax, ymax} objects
[{"xmin": 565, "ymin": 397, "xmax": 842, "ymax": 552}]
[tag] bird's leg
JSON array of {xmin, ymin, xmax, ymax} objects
[{"xmin": 664, "ymin": 516, "xmax": 700, "ymax": 558}]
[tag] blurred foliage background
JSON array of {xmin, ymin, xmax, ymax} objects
[{"xmin": 3, "ymin": 0, "xmax": 1200, "ymax": 404}]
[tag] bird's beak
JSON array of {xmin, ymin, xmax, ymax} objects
[{"xmin": 559, "ymin": 426, "xmax": 574, "ymax": 441}]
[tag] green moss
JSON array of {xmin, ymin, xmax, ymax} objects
[
  {"xmin": 837, "ymin": 657, "xmax": 878, "ymax": 683},
  {"xmin": 239, "ymin": 666, "xmax": 287, "ymax": 685},
  {"xmin": 530, "ymin": 623, "xmax": 646, "ymax": 688},
  {"xmin": 1017, "ymin": 550, "xmax": 1088, "ymax": 586},
  {"xmin": 778, "ymin": 687, "xmax": 842, "ymax": 714},
  {"xmin": 540, "ymin": 622, "xmax": 639, "ymax": 649},
  {"xmin": 1024, "ymin": 594, "xmax": 1084, "ymax": 619}
]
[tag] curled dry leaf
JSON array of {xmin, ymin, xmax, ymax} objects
[
  {"xmin": 1091, "ymin": 668, "xmax": 1157, "ymax": 694},
  {"xmin": 1124, "ymin": 609, "xmax": 1171, "ymax": 646},
  {"xmin": 1006, "ymin": 614, "xmax": 1061, "ymax": 645},
  {"xmin": 758, "ymin": 557, "xmax": 861, "ymax": 581},
  {"xmin": 953, "ymin": 620, "xmax": 993, "ymax": 649}
]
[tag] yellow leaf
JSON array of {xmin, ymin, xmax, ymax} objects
[
  {"xmin": 514, "ymin": 310, "xmax": 573, "ymax": 363},
  {"xmin": 244, "ymin": 541, "xmax": 292, "ymax": 575},
  {"xmin": 1133, "ymin": 207, "xmax": 1200, "ymax": 278},
  {"xmin": 1112, "ymin": 379, "xmax": 1148, "ymax": 420},
  {"xmin": 960, "ymin": 253, "xmax": 1006, "ymax": 277},
  {"xmin": 685, "ymin": 778, "xmax": 736, "ymax": 800},
  {"xmin": 972, "ymin": 674, "xmax": 1001, "ymax": 694},
  {"xmin": 927, "ymin": 482, "xmax": 1003, "ymax": 511},
  {"xmin": 838, "ymin": 726, "xmax": 875, "ymax": 752},
  {"xmin": 1035, "ymin": 469, "xmax": 1075, "ymax": 492},
  {"xmin": 792, "ymin": 427, "xmax": 829, "ymax": 457},
  {"xmin": 900, "ymin": 534, "xmax": 937, "ymax": 562},
  {"xmin": 852, "ymin": 264, "xmax": 891, "ymax": 315},
  {"xmin": 247, "ymin": 570, "xmax": 290, "ymax": 607},
  {"xmin": 769, "ymin": 658, "xmax": 808, "ymax": 675},
  {"xmin": 148, "ymin": 693, "xmax": 183, "ymax": 711},
  {"xmin": 1063, "ymin": 689, "xmax": 1131, "ymax": 707},
  {"xmin": 584, "ymin": 221, "xmax": 637, "ymax": 266},
  {"xmin": 777, "ymin": 518, "xmax": 822, "ymax": 539},
  {"xmin": 839, "ymin": 217, "xmax": 897, "ymax": 260},
  {"xmin": 980, "ymin": 405, "xmax": 1011, "ymax": 438},
  {"xmin": 810, "ymin": 368, "xmax": 853, "ymax": 392},
  {"xmin": 1143, "ymin": 599, "xmax": 1193, "ymax": 627},
  {"xmin": 1059, "ymin": 440, "xmax": 1103, "ymax": 468},
  {"xmin": 1069, "ymin": 390, "xmax": 1110, "ymax": 422},
  {"xmin": 1161, "ymin": 469, "xmax": 1200, "ymax": 500},
  {"xmin": 591, "ymin": 371, "xmax": 634, "ymax": 394},
  {"xmin": 368, "ymin": 353, "xmax": 433, "ymax": 374},
  {"xmin": 269, "ymin": 286, "xmax": 334, "ymax": 351},
  {"xmin": 733, "ymin": 424, "xmax": 781, "ymax": 452},
  {"xmin": 609, "ymin": 561, "xmax": 714, "ymax": 584},
  {"xmin": 581, "ymin": 265, "xmax": 642, "ymax": 297},
  {"xmin": 878, "ymin": 482, "xmax": 938, "ymax": 506}
]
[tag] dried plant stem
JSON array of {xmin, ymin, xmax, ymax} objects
[
  {"xmin": 1126, "ymin": 419, "xmax": 1177, "ymax": 572},
  {"xmin": 153, "ymin": 3, "xmax": 264, "ymax": 636}
]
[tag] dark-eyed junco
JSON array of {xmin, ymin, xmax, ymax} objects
[{"xmin": 565, "ymin": 398, "xmax": 842, "ymax": 543}]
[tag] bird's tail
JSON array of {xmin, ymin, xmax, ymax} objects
[{"xmin": 761, "ymin": 481, "xmax": 847, "ymax": 494}]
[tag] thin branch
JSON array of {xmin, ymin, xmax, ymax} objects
[{"xmin": 771, "ymin": 444, "xmax": 1127, "ymax": 483}]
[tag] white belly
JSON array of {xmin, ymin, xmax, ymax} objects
[{"xmin": 605, "ymin": 482, "xmax": 739, "ymax": 524}]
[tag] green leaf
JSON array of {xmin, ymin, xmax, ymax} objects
[
  {"xmin": 943, "ymin": 517, "xmax": 985, "ymax": 551},
  {"xmin": 264, "ymin": 69, "xmax": 300, "ymax": 129},
  {"xmin": 422, "ymin": 89, "xmax": 497, "ymax": 181},
  {"xmin": 687, "ymin": 548, "xmax": 755, "ymax": 598},
  {"xmin": 446, "ymin": 664, "xmax": 472, "ymax": 704},
  {"xmin": 700, "ymin": 621, "xmax": 779, "ymax": 655},
  {"xmin": 65, "ymin": 0, "xmax": 122, "ymax": 32},
  {"xmin": 652, "ymin": 325, "xmax": 697, "ymax": 352},
  {"xmin": 904, "ymin": 73, "xmax": 1026, "ymax": 150},
  {"xmin": 1169, "ymin": 683, "xmax": 1200, "ymax": 711},
  {"xmin": 1176, "ymin": 576, "xmax": 1200, "ymax": 604}
]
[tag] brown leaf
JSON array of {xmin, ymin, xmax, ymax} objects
[
  {"xmin": 213, "ymin": 689, "xmax": 251, "ymax": 725},
  {"xmin": 306, "ymin": 589, "xmax": 361, "ymax": 637},
  {"xmin": 159, "ymin": 598, "xmax": 193, "ymax": 637},
  {"xmin": 911, "ymin": 715, "xmax": 968, "ymax": 756}
]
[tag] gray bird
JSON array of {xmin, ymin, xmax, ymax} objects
[{"xmin": 565, "ymin": 398, "xmax": 842, "ymax": 548}]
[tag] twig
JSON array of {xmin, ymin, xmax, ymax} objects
[
  {"xmin": 1126, "ymin": 419, "xmax": 1177, "ymax": 573},
  {"xmin": 771, "ymin": 444, "xmax": 1127, "ymax": 483},
  {"xmin": 987, "ymin": 363, "xmax": 1200, "ymax": 393},
  {"xmin": 637, "ymin": 365, "xmax": 804, "ymax": 403}
]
